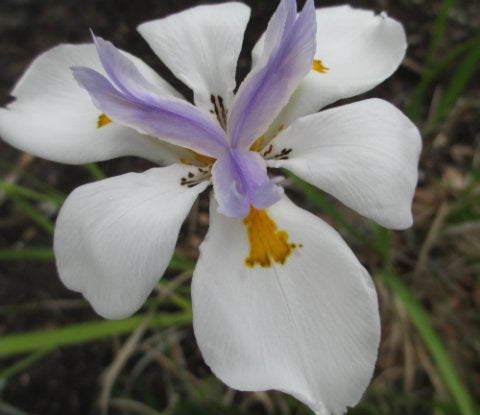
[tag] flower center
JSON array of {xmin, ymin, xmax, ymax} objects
[{"xmin": 243, "ymin": 205, "xmax": 298, "ymax": 268}]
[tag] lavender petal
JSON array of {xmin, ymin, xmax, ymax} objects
[
  {"xmin": 212, "ymin": 149, "xmax": 283, "ymax": 218},
  {"xmin": 227, "ymin": 0, "xmax": 316, "ymax": 150},
  {"xmin": 72, "ymin": 66, "xmax": 228, "ymax": 158}
]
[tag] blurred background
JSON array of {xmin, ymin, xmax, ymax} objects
[{"xmin": 0, "ymin": 0, "xmax": 479, "ymax": 414}]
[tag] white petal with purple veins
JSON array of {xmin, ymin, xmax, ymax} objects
[
  {"xmin": 193, "ymin": 196, "xmax": 380, "ymax": 415},
  {"xmin": 268, "ymin": 99, "xmax": 421, "ymax": 229},
  {"xmin": 0, "ymin": 44, "xmax": 184, "ymax": 164},
  {"xmin": 138, "ymin": 3, "xmax": 251, "ymax": 115},
  {"xmin": 253, "ymin": 5, "xmax": 407, "ymax": 127},
  {"xmin": 55, "ymin": 164, "xmax": 208, "ymax": 319}
]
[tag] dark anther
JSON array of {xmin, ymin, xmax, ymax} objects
[{"xmin": 263, "ymin": 144, "xmax": 273, "ymax": 157}]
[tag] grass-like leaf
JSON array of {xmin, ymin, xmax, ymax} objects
[
  {"xmin": 0, "ymin": 159, "xmax": 66, "ymax": 200},
  {"xmin": 0, "ymin": 179, "xmax": 65, "ymax": 205},
  {"xmin": 424, "ymin": 0, "xmax": 455, "ymax": 69},
  {"xmin": 0, "ymin": 247, "xmax": 55, "ymax": 261},
  {"xmin": 381, "ymin": 270, "xmax": 477, "ymax": 415},
  {"xmin": 0, "ymin": 311, "xmax": 192, "ymax": 358},
  {"xmin": 429, "ymin": 31, "xmax": 480, "ymax": 127},
  {"xmin": 168, "ymin": 253, "xmax": 196, "ymax": 272},
  {"xmin": 0, "ymin": 347, "xmax": 54, "ymax": 381},
  {"xmin": 8, "ymin": 194, "xmax": 55, "ymax": 234},
  {"xmin": 84, "ymin": 162, "xmax": 107, "ymax": 181},
  {"xmin": 407, "ymin": 36, "xmax": 479, "ymax": 123}
]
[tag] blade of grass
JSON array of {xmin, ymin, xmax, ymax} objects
[
  {"xmin": 0, "ymin": 311, "xmax": 192, "ymax": 358},
  {"xmin": 84, "ymin": 162, "xmax": 106, "ymax": 181},
  {"xmin": 381, "ymin": 270, "xmax": 477, "ymax": 415},
  {"xmin": 371, "ymin": 222, "xmax": 390, "ymax": 264},
  {"xmin": 8, "ymin": 194, "xmax": 54, "ymax": 234},
  {"xmin": 0, "ymin": 247, "xmax": 54, "ymax": 261},
  {"xmin": 429, "ymin": 32, "xmax": 480, "ymax": 127},
  {"xmin": 0, "ymin": 347, "xmax": 54, "ymax": 381},
  {"xmin": 424, "ymin": 0, "xmax": 455, "ymax": 69},
  {"xmin": 168, "ymin": 253, "xmax": 195, "ymax": 272},
  {"xmin": 407, "ymin": 35, "xmax": 479, "ymax": 122},
  {"xmin": 0, "ymin": 179, "xmax": 65, "ymax": 205},
  {"xmin": 0, "ymin": 158, "xmax": 66, "ymax": 200}
]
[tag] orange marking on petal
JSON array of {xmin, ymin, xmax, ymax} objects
[
  {"xmin": 243, "ymin": 205, "xmax": 297, "ymax": 268},
  {"xmin": 97, "ymin": 113, "xmax": 112, "ymax": 128},
  {"xmin": 313, "ymin": 59, "xmax": 329, "ymax": 73},
  {"xmin": 250, "ymin": 134, "xmax": 266, "ymax": 152},
  {"xmin": 187, "ymin": 149, "xmax": 216, "ymax": 166},
  {"xmin": 179, "ymin": 158, "xmax": 193, "ymax": 166},
  {"xmin": 250, "ymin": 124, "xmax": 284, "ymax": 152}
]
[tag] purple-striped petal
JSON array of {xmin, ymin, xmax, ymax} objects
[
  {"xmin": 227, "ymin": 0, "xmax": 316, "ymax": 150},
  {"xmin": 92, "ymin": 33, "xmax": 166, "ymax": 102},
  {"xmin": 72, "ymin": 66, "xmax": 228, "ymax": 158},
  {"xmin": 211, "ymin": 149, "xmax": 283, "ymax": 218}
]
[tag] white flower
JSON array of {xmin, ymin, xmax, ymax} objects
[{"xmin": 0, "ymin": 1, "xmax": 421, "ymax": 414}]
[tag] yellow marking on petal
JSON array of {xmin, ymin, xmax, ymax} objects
[
  {"xmin": 187, "ymin": 149, "xmax": 216, "ymax": 166},
  {"xmin": 313, "ymin": 59, "xmax": 329, "ymax": 73},
  {"xmin": 179, "ymin": 158, "xmax": 193, "ymax": 166},
  {"xmin": 243, "ymin": 205, "xmax": 297, "ymax": 268},
  {"xmin": 179, "ymin": 150, "xmax": 215, "ymax": 166},
  {"xmin": 249, "ymin": 124, "xmax": 284, "ymax": 152},
  {"xmin": 250, "ymin": 134, "xmax": 266, "ymax": 152},
  {"xmin": 97, "ymin": 113, "xmax": 112, "ymax": 128}
]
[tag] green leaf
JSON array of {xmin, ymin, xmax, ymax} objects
[
  {"xmin": 84, "ymin": 162, "xmax": 106, "ymax": 181},
  {"xmin": 424, "ymin": 0, "xmax": 455, "ymax": 69},
  {"xmin": 0, "ymin": 311, "xmax": 192, "ymax": 358},
  {"xmin": 168, "ymin": 253, "xmax": 196, "ymax": 272},
  {"xmin": 0, "ymin": 179, "xmax": 64, "ymax": 205},
  {"xmin": 0, "ymin": 347, "xmax": 54, "ymax": 381},
  {"xmin": 429, "ymin": 32, "xmax": 480, "ymax": 127},
  {"xmin": 8, "ymin": 194, "xmax": 55, "ymax": 234},
  {"xmin": 0, "ymin": 159, "xmax": 66, "ymax": 200},
  {"xmin": 407, "ymin": 36, "xmax": 478, "ymax": 123},
  {"xmin": 381, "ymin": 270, "xmax": 477, "ymax": 415},
  {"xmin": 0, "ymin": 247, "xmax": 54, "ymax": 261}
]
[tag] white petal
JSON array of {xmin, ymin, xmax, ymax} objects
[
  {"xmin": 54, "ymin": 164, "xmax": 207, "ymax": 319},
  {"xmin": 138, "ymin": 3, "xmax": 251, "ymax": 115},
  {"xmin": 268, "ymin": 99, "xmax": 421, "ymax": 229},
  {"xmin": 253, "ymin": 5, "xmax": 406, "ymax": 126},
  {"xmin": 192, "ymin": 196, "xmax": 380, "ymax": 415},
  {"xmin": 0, "ymin": 44, "xmax": 185, "ymax": 165}
]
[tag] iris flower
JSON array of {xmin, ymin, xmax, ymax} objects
[{"xmin": 0, "ymin": 0, "xmax": 421, "ymax": 413}]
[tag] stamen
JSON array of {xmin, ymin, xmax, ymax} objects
[
  {"xmin": 97, "ymin": 113, "xmax": 112, "ymax": 128},
  {"xmin": 264, "ymin": 146, "xmax": 292, "ymax": 160},
  {"xmin": 243, "ymin": 205, "xmax": 298, "ymax": 268},
  {"xmin": 313, "ymin": 59, "xmax": 329, "ymax": 73},
  {"xmin": 180, "ymin": 162, "xmax": 213, "ymax": 188},
  {"xmin": 210, "ymin": 94, "xmax": 228, "ymax": 130}
]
